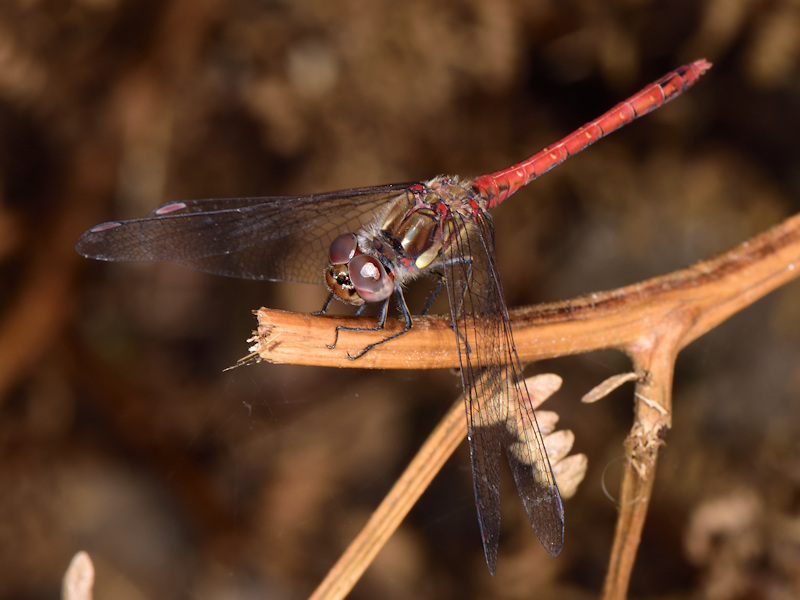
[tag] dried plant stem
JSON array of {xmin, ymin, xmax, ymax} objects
[
  {"xmin": 248, "ymin": 212, "xmax": 800, "ymax": 598},
  {"xmin": 251, "ymin": 215, "xmax": 800, "ymax": 370},
  {"xmin": 309, "ymin": 396, "xmax": 465, "ymax": 600},
  {"xmin": 602, "ymin": 333, "xmax": 678, "ymax": 599}
]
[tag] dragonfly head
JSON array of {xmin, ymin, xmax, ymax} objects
[{"xmin": 325, "ymin": 233, "xmax": 394, "ymax": 306}]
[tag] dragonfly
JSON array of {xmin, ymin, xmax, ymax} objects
[{"xmin": 76, "ymin": 59, "xmax": 711, "ymax": 574}]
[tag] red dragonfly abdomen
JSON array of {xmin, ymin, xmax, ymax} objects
[{"xmin": 473, "ymin": 59, "xmax": 712, "ymax": 210}]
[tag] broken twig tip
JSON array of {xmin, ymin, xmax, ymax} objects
[
  {"xmin": 224, "ymin": 351, "xmax": 262, "ymax": 371},
  {"xmin": 582, "ymin": 372, "xmax": 640, "ymax": 403}
]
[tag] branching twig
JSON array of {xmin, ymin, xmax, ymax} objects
[{"xmin": 246, "ymin": 212, "xmax": 800, "ymax": 598}]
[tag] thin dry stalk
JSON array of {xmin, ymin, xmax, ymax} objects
[
  {"xmin": 246, "ymin": 211, "xmax": 800, "ymax": 599},
  {"xmin": 308, "ymin": 395, "xmax": 465, "ymax": 600}
]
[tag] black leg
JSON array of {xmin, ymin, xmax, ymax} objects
[
  {"xmin": 420, "ymin": 272, "xmax": 445, "ymax": 316},
  {"xmin": 440, "ymin": 254, "xmax": 473, "ymax": 319},
  {"xmin": 327, "ymin": 297, "xmax": 391, "ymax": 351},
  {"xmin": 347, "ymin": 289, "xmax": 415, "ymax": 359},
  {"xmin": 439, "ymin": 255, "xmax": 473, "ymax": 352},
  {"xmin": 326, "ymin": 288, "xmax": 416, "ymax": 360},
  {"xmin": 312, "ymin": 292, "xmax": 335, "ymax": 315}
]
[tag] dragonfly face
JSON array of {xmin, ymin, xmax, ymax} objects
[{"xmin": 324, "ymin": 232, "xmax": 395, "ymax": 306}]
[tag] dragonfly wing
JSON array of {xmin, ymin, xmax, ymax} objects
[
  {"xmin": 441, "ymin": 207, "xmax": 564, "ymax": 574},
  {"xmin": 76, "ymin": 183, "xmax": 414, "ymax": 284}
]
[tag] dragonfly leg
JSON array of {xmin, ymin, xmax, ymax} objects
[
  {"xmin": 326, "ymin": 297, "xmax": 390, "ymax": 351},
  {"xmin": 441, "ymin": 255, "xmax": 472, "ymax": 317},
  {"xmin": 440, "ymin": 254, "xmax": 474, "ymax": 352},
  {"xmin": 326, "ymin": 289, "xmax": 414, "ymax": 359},
  {"xmin": 420, "ymin": 272, "xmax": 445, "ymax": 316},
  {"xmin": 312, "ymin": 292, "xmax": 335, "ymax": 316},
  {"xmin": 348, "ymin": 290, "xmax": 414, "ymax": 360}
]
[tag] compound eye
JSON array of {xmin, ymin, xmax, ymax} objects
[
  {"xmin": 329, "ymin": 233, "xmax": 358, "ymax": 265},
  {"xmin": 349, "ymin": 255, "xmax": 394, "ymax": 302}
]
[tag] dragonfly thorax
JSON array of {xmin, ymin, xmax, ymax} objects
[{"xmin": 374, "ymin": 182, "xmax": 467, "ymax": 273}]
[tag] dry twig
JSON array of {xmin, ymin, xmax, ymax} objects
[{"xmin": 62, "ymin": 552, "xmax": 94, "ymax": 600}]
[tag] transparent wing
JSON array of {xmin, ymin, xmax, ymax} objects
[
  {"xmin": 441, "ymin": 206, "xmax": 564, "ymax": 574},
  {"xmin": 75, "ymin": 182, "xmax": 414, "ymax": 284}
]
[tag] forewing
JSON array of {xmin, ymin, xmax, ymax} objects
[
  {"xmin": 75, "ymin": 183, "xmax": 414, "ymax": 283},
  {"xmin": 441, "ymin": 207, "xmax": 564, "ymax": 574}
]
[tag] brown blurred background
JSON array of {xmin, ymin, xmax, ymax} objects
[{"xmin": 2, "ymin": 0, "xmax": 800, "ymax": 598}]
